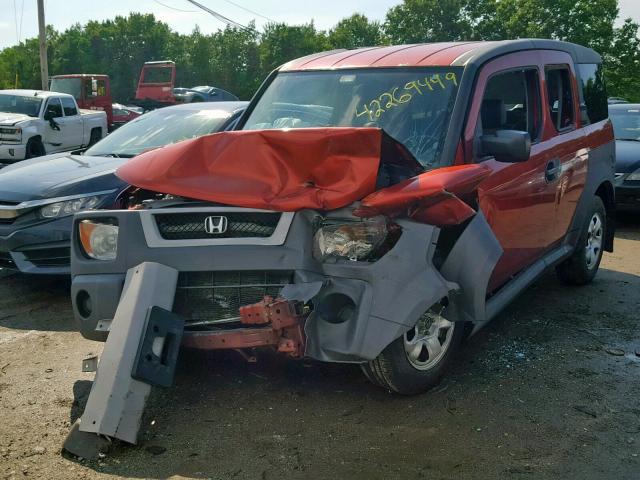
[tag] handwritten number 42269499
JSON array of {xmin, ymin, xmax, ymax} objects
[{"xmin": 355, "ymin": 72, "xmax": 458, "ymax": 122}]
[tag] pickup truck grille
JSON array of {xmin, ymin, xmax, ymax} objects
[
  {"xmin": 174, "ymin": 270, "xmax": 292, "ymax": 327},
  {"xmin": 155, "ymin": 212, "xmax": 281, "ymax": 240}
]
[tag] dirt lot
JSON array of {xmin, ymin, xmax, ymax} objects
[{"xmin": 1, "ymin": 214, "xmax": 639, "ymax": 480}]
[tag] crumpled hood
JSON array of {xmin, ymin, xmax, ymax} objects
[
  {"xmin": 116, "ymin": 128, "xmax": 401, "ymax": 211},
  {"xmin": 0, "ymin": 112, "xmax": 31, "ymax": 125}
]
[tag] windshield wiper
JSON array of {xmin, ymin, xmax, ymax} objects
[
  {"xmin": 98, "ymin": 153, "xmax": 136, "ymax": 158},
  {"xmin": 617, "ymin": 138, "xmax": 640, "ymax": 142}
]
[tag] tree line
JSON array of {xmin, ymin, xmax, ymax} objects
[{"xmin": 1, "ymin": 0, "xmax": 639, "ymax": 102}]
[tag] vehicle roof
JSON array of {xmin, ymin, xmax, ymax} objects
[
  {"xmin": 51, "ymin": 74, "xmax": 108, "ymax": 78},
  {"xmin": 0, "ymin": 89, "xmax": 74, "ymax": 99},
  {"xmin": 609, "ymin": 103, "xmax": 640, "ymax": 111},
  {"xmin": 144, "ymin": 60, "xmax": 175, "ymax": 65},
  {"xmin": 280, "ymin": 39, "xmax": 601, "ymax": 71}
]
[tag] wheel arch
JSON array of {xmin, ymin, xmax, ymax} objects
[{"xmin": 594, "ymin": 180, "xmax": 615, "ymax": 252}]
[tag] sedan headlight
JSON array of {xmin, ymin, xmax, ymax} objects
[
  {"xmin": 79, "ymin": 219, "xmax": 119, "ymax": 260},
  {"xmin": 627, "ymin": 168, "xmax": 640, "ymax": 181},
  {"xmin": 38, "ymin": 194, "xmax": 108, "ymax": 219},
  {"xmin": 313, "ymin": 216, "xmax": 389, "ymax": 262}
]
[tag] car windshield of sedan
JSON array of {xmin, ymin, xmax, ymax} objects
[
  {"xmin": 85, "ymin": 107, "xmax": 235, "ymax": 157},
  {"xmin": 242, "ymin": 67, "xmax": 462, "ymax": 169},
  {"xmin": 0, "ymin": 94, "xmax": 43, "ymax": 117},
  {"xmin": 610, "ymin": 107, "xmax": 640, "ymax": 141}
]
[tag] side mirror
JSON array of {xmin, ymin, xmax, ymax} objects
[
  {"xmin": 480, "ymin": 130, "xmax": 531, "ymax": 163},
  {"xmin": 43, "ymin": 110, "xmax": 54, "ymax": 121}
]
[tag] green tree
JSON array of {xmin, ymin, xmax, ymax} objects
[
  {"xmin": 259, "ymin": 22, "xmax": 328, "ymax": 72},
  {"xmin": 384, "ymin": 0, "xmax": 473, "ymax": 43},
  {"xmin": 604, "ymin": 19, "xmax": 640, "ymax": 102},
  {"xmin": 327, "ymin": 14, "xmax": 385, "ymax": 49}
]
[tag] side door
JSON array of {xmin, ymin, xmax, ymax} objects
[
  {"xmin": 60, "ymin": 96, "xmax": 84, "ymax": 149},
  {"xmin": 42, "ymin": 97, "xmax": 65, "ymax": 153},
  {"xmin": 543, "ymin": 61, "xmax": 588, "ymax": 241},
  {"xmin": 463, "ymin": 52, "xmax": 560, "ymax": 292}
]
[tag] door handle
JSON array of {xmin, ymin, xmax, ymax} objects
[{"xmin": 545, "ymin": 158, "xmax": 561, "ymax": 183}]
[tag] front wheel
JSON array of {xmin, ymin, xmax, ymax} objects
[
  {"xmin": 361, "ymin": 309, "xmax": 464, "ymax": 395},
  {"xmin": 556, "ymin": 196, "xmax": 606, "ymax": 285},
  {"xmin": 25, "ymin": 137, "xmax": 45, "ymax": 159}
]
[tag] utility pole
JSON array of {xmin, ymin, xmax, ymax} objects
[{"xmin": 37, "ymin": 0, "xmax": 48, "ymax": 90}]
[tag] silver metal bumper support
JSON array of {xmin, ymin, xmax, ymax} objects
[{"xmin": 77, "ymin": 261, "xmax": 178, "ymax": 444}]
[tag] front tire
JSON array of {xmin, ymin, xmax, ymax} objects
[
  {"xmin": 556, "ymin": 196, "xmax": 606, "ymax": 285},
  {"xmin": 25, "ymin": 137, "xmax": 45, "ymax": 159},
  {"xmin": 361, "ymin": 309, "xmax": 464, "ymax": 395}
]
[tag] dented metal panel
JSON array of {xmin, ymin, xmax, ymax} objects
[
  {"xmin": 78, "ymin": 262, "xmax": 178, "ymax": 444},
  {"xmin": 115, "ymin": 128, "xmax": 391, "ymax": 212}
]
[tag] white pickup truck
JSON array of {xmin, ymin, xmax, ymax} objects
[{"xmin": 0, "ymin": 89, "xmax": 107, "ymax": 162}]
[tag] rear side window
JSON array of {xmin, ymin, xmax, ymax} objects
[
  {"xmin": 577, "ymin": 63, "xmax": 608, "ymax": 125},
  {"xmin": 479, "ymin": 68, "xmax": 542, "ymax": 141},
  {"xmin": 61, "ymin": 97, "xmax": 78, "ymax": 116},
  {"xmin": 546, "ymin": 67, "xmax": 575, "ymax": 131}
]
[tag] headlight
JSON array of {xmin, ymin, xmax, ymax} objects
[
  {"xmin": 79, "ymin": 219, "xmax": 118, "ymax": 260},
  {"xmin": 38, "ymin": 194, "xmax": 107, "ymax": 219},
  {"xmin": 0, "ymin": 127, "xmax": 21, "ymax": 135},
  {"xmin": 627, "ymin": 168, "xmax": 640, "ymax": 181},
  {"xmin": 313, "ymin": 216, "xmax": 389, "ymax": 262}
]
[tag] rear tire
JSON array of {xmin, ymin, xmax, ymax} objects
[
  {"xmin": 361, "ymin": 309, "xmax": 464, "ymax": 395},
  {"xmin": 88, "ymin": 128, "xmax": 102, "ymax": 147},
  {"xmin": 556, "ymin": 196, "xmax": 606, "ymax": 285},
  {"xmin": 25, "ymin": 137, "xmax": 45, "ymax": 159}
]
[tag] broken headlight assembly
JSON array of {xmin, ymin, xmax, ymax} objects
[
  {"xmin": 79, "ymin": 218, "xmax": 119, "ymax": 260},
  {"xmin": 313, "ymin": 216, "xmax": 398, "ymax": 262}
]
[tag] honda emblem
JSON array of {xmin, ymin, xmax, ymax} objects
[{"xmin": 204, "ymin": 216, "xmax": 228, "ymax": 235}]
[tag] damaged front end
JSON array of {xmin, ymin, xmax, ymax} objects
[{"xmin": 65, "ymin": 127, "xmax": 498, "ymax": 456}]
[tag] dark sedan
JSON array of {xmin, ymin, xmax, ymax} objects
[
  {"xmin": 609, "ymin": 103, "xmax": 640, "ymax": 211},
  {"xmin": 0, "ymin": 101, "xmax": 247, "ymax": 274},
  {"xmin": 173, "ymin": 86, "xmax": 239, "ymax": 103}
]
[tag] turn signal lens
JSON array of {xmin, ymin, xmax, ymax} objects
[{"xmin": 79, "ymin": 219, "xmax": 118, "ymax": 260}]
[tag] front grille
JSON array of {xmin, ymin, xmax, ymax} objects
[
  {"xmin": 174, "ymin": 270, "xmax": 292, "ymax": 327},
  {"xmin": 155, "ymin": 212, "xmax": 281, "ymax": 240},
  {"xmin": 0, "ymin": 251, "xmax": 15, "ymax": 269},
  {"xmin": 21, "ymin": 247, "xmax": 70, "ymax": 268}
]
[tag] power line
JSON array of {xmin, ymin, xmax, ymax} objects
[
  {"xmin": 217, "ymin": 0, "xmax": 275, "ymax": 23},
  {"xmin": 13, "ymin": 0, "xmax": 25, "ymax": 44},
  {"xmin": 184, "ymin": 0, "xmax": 252, "ymax": 31},
  {"xmin": 153, "ymin": 0, "xmax": 198, "ymax": 13}
]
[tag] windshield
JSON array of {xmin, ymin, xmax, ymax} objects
[
  {"xmin": 50, "ymin": 78, "xmax": 82, "ymax": 99},
  {"xmin": 142, "ymin": 67, "xmax": 172, "ymax": 84},
  {"xmin": 243, "ymin": 67, "xmax": 462, "ymax": 168},
  {"xmin": 85, "ymin": 107, "xmax": 234, "ymax": 157},
  {"xmin": 609, "ymin": 108, "xmax": 640, "ymax": 140},
  {"xmin": 0, "ymin": 94, "xmax": 43, "ymax": 117}
]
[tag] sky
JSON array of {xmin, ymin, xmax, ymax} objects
[
  {"xmin": 0, "ymin": 0, "xmax": 396, "ymax": 49},
  {"xmin": 1, "ymin": 0, "xmax": 640, "ymax": 50}
]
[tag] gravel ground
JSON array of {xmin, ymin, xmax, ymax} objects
[{"xmin": 0, "ymin": 214, "xmax": 639, "ymax": 480}]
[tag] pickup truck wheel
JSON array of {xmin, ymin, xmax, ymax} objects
[
  {"xmin": 88, "ymin": 129, "xmax": 102, "ymax": 147},
  {"xmin": 25, "ymin": 138, "xmax": 45, "ymax": 159},
  {"xmin": 361, "ymin": 310, "xmax": 464, "ymax": 395},
  {"xmin": 556, "ymin": 196, "xmax": 606, "ymax": 285}
]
